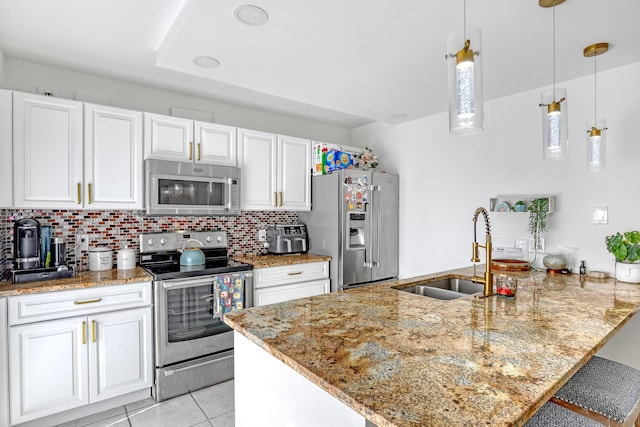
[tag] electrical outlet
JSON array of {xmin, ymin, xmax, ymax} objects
[
  {"xmin": 76, "ymin": 234, "xmax": 89, "ymax": 251},
  {"xmin": 258, "ymin": 229, "xmax": 267, "ymax": 242},
  {"xmin": 528, "ymin": 237, "xmax": 545, "ymax": 253}
]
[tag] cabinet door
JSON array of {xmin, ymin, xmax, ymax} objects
[
  {"xmin": 0, "ymin": 298, "xmax": 8, "ymax": 427},
  {"xmin": 195, "ymin": 121, "xmax": 237, "ymax": 166},
  {"xmin": 85, "ymin": 104, "xmax": 143, "ymax": 209},
  {"xmin": 9, "ymin": 317, "xmax": 89, "ymax": 425},
  {"xmin": 0, "ymin": 89, "xmax": 11, "ymax": 208},
  {"xmin": 238, "ymin": 128, "xmax": 277, "ymax": 210},
  {"xmin": 278, "ymin": 135, "xmax": 311, "ymax": 211},
  {"xmin": 89, "ymin": 307, "xmax": 152, "ymax": 402},
  {"xmin": 143, "ymin": 112, "xmax": 193, "ymax": 162},
  {"xmin": 13, "ymin": 92, "xmax": 83, "ymax": 208},
  {"xmin": 254, "ymin": 279, "xmax": 330, "ymax": 307}
]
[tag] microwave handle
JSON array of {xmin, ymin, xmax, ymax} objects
[{"xmin": 225, "ymin": 178, "xmax": 232, "ymax": 211}]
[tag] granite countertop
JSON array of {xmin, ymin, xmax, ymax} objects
[
  {"xmin": 0, "ymin": 267, "xmax": 152, "ymax": 297},
  {"xmin": 233, "ymin": 253, "xmax": 331, "ymax": 269},
  {"xmin": 224, "ymin": 266, "xmax": 640, "ymax": 427}
]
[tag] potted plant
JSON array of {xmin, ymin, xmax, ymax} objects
[
  {"xmin": 528, "ymin": 198, "xmax": 549, "ymax": 257},
  {"xmin": 605, "ymin": 231, "xmax": 640, "ymax": 283}
]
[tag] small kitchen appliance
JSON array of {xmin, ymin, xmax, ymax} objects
[
  {"xmin": 139, "ymin": 230, "xmax": 253, "ymax": 401},
  {"xmin": 12, "ymin": 219, "xmax": 74, "ymax": 283},
  {"xmin": 145, "ymin": 159, "xmax": 241, "ymax": 216},
  {"xmin": 266, "ymin": 224, "xmax": 308, "ymax": 254},
  {"xmin": 13, "ymin": 218, "xmax": 41, "ymax": 270}
]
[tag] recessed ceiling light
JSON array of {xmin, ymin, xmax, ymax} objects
[
  {"xmin": 390, "ymin": 113, "xmax": 408, "ymax": 119},
  {"xmin": 193, "ymin": 56, "xmax": 221, "ymax": 69},
  {"xmin": 234, "ymin": 5, "xmax": 269, "ymax": 26}
]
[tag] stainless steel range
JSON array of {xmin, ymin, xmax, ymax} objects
[{"xmin": 140, "ymin": 230, "xmax": 253, "ymax": 401}]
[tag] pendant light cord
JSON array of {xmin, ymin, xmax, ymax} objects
[
  {"xmin": 552, "ymin": 0, "xmax": 556, "ymax": 100},
  {"xmin": 594, "ymin": 53, "xmax": 598, "ymax": 123},
  {"xmin": 463, "ymin": 0, "xmax": 467, "ymax": 41}
]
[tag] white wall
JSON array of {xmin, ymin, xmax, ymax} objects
[
  {"xmin": 2, "ymin": 57, "xmax": 351, "ymax": 145},
  {"xmin": 0, "ymin": 49, "xmax": 5, "ymax": 86},
  {"xmin": 352, "ymin": 62, "xmax": 640, "ymax": 278}
]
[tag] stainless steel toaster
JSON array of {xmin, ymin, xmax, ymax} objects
[{"xmin": 266, "ymin": 224, "xmax": 308, "ymax": 254}]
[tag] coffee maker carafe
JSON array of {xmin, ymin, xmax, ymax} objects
[{"xmin": 14, "ymin": 218, "xmax": 41, "ymax": 270}]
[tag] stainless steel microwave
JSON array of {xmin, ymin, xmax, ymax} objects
[{"xmin": 145, "ymin": 159, "xmax": 240, "ymax": 216}]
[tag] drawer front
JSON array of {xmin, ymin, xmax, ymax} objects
[
  {"xmin": 8, "ymin": 281, "xmax": 152, "ymax": 325},
  {"xmin": 253, "ymin": 262, "xmax": 328, "ymax": 289},
  {"xmin": 254, "ymin": 279, "xmax": 330, "ymax": 307}
]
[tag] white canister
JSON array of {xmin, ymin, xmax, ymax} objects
[
  {"xmin": 88, "ymin": 246, "xmax": 113, "ymax": 271},
  {"xmin": 117, "ymin": 246, "xmax": 136, "ymax": 270}
]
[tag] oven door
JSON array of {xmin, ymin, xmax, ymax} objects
[{"xmin": 154, "ymin": 272, "xmax": 253, "ymax": 367}]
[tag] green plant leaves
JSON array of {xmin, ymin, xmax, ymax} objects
[{"xmin": 606, "ymin": 231, "xmax": 640, "ymax": 263}]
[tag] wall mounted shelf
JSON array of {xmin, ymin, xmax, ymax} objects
[{"xmin": 489, "ymin": 195, "xmax": 555, "ymax": 213}]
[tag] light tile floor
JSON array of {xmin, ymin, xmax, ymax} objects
[{"xmin": 56, "ymin": 380, "xmax": 235, "ymax": 427}]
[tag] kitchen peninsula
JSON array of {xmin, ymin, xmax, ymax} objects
[{"xmin": 224, "ymin": 266, "xmax": 640, "ymax": 427}]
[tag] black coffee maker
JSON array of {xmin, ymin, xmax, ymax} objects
[{"xmin": 14, "ymin": 218, "xmax": 41, "ymax": 270}]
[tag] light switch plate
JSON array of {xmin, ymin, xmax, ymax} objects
[{"xmin": 593, "ymin": 206, "xmax": 608, "ymax": 224}]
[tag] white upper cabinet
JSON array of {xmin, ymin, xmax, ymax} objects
[
  {"xmin": 196, "ymin": 121, "xmax": 237, "ymax": 166},
  {"xmin": 0, "ymin": 89, "xmax": 12, "ymax": 208},
  {"xmin": 238, "ymin": 128, "xmax": 277, "ymax": 210},
  {"xmin": 143, "ymin": 113, "xmax": 193, "ymax": 162},
  {"xmin": 13, "ymin": 92, "xmax": 84, "ymax": 208},
  {"xmin": 238, "ymin": 129, "xmax": 311, "ymax": 211},
  {"xmin": 13, "ymin": 93, "xmax": 143, "ymax": 209},
  {"xmin": 144, "ymin": 112, "xmax": 237, "ymax": 166},
  {"xmin": 278, "ymin": 134, "xmax": 311, "ymax": 210},
  {"xmin": 85, "ymin": 103, "xmax": 143, "ymax": 209}
]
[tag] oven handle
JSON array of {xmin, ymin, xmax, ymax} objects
[
  {"xmin": 160, "ymin": 272, "xmax": 253, "ymax": 290},
  {"xmin": 163, "ymin": 351, "xmax": 234, "ymax": 376}
]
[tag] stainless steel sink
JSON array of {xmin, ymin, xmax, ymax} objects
[{"xmin": 395, "ymin": 278, "xmax": 484, "ymax": 300}]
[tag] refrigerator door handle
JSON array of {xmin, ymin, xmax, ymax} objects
[
  {"xmin": 371, "ymin": 185, "xmax": 381, "ymax": 268},
  {"xmin": 364, "ymin": 207, "xmax": 373, "ymax": 268},
  {"xmin": 364, "ymin": 185, "xmax": 382, "ymax": 268}
]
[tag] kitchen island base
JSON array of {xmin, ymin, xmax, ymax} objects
[{"xmin": 235, "ymin": 332, "xmax": 377, "ymax": 427}]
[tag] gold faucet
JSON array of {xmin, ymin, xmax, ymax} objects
[{"xmin": 471, "ymin": 207, "xmax": 494, "ymax": 298}]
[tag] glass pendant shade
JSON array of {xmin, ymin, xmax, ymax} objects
[
  {"xmin": 447, "ymin": 26, "xmax": 484, "ymax": 135},
  {"xmin": 540, "ymin": 88, "xmax": 568, "ymax": 160},
  {"xmin": 586, "ymin": 119, "xmax": 606, "ymax": 172}
]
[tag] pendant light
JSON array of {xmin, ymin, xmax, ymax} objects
[
  {"xmin": 584, "ymin": 42, "xmax": 609, "ymax": 172},
  {"xmin": 446, "ymin": 0, "xmax": 484, "ymax": 135},
  {"xmin": 539, "ymin": 0, "xmax": 568, "ymax": 160}
]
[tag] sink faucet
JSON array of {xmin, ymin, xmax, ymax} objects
[{"xmin": 471, "ymin": 207, "xmax": 494, "ymax": 298}]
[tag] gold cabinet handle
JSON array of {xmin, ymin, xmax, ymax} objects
[
  {"xmin": 74, "ymin": 298, "xmax": 102, "ymax": 305},
  {"xmin": 91, "ymin": 320, "xmax": 96, "ymax": 343},
  {"xmin": 287, "ymin": 271, "xmax": 303, "ymax": 276},
  {"xmin": 82, "ymin": 321, "xmax": 87, "ymax": 345},
  {"xmin": 77, "ymin": 183, "xmax": 82, "ymax": 204},
  {"xmin": 189, "ymin": 142, "xmax": 193, "ymax": 160},
  {"xmin": 197, "ymin": 143, "xmax": 201, "ymax": 161},
  {"xmin": 87, "ymin": 183, "xmax": 92, "ymax": 204},
  {"xmin": 273, "ymin": 192, "xmax": 277, "ymax": 207},
  {"xmin": 279, "ymin": 192, "xmax": 283, "ymax": 207}
]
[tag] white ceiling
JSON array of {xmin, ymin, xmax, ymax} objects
[{"xmin": 1, "ymin": 0, "xmax": 639, "ymax": 129}]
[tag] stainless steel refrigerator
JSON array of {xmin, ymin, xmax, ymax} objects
[{"xmin": 299, "ymin": 170, "xmax": 399, "ymax": 291}]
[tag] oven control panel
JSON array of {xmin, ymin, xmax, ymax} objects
[{"xmin": 140, "ymin": 230, "xmax": 227, "ymax": 253}]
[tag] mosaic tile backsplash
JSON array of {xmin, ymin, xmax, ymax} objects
[{"xmin": 1, "ymin": 209, "xmax": 299, "ymax": 278}]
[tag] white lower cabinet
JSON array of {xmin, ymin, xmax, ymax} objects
[
  {"xmin": 254, "ymin": 261, "xmax": 329, "ymax": 307},
  {"xmin": 7, "ymin": 282, "xmax": 152, "ymax": 425},
  {"xmin": 0, "ymin": 297, "xmax": 9, "ymax": 427}
]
